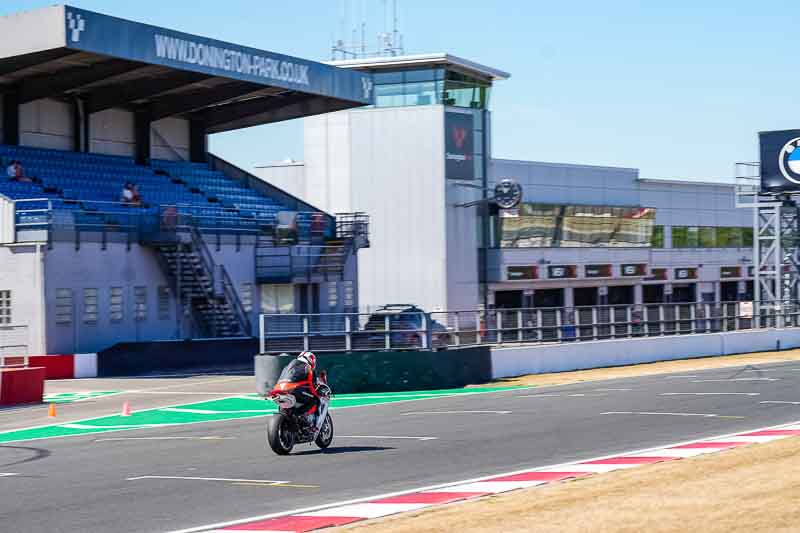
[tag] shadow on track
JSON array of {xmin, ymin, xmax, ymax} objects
[
  {"xmin": 0, "ymin": 445, "xmax": 52, "ymax": 467},
  {"xmin": 293, "ymin": 446, "xmax": 395, "ymax": 456}
]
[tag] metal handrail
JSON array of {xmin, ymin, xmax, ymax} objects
[
  {"xmin": 257, "ymin": 300, "xmax": 791, "ymax": 354},
  {"xmin": 220, "ymin": 265, "xmax": 252, "ymax": 335}
]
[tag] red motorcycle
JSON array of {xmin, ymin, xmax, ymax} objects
[{"xmin": 266, "ymin": 364, "xmax": 333, "ymax": 455}]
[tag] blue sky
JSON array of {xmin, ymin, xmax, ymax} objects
[{"xmin": 2, "ymin": 1, "xmax": 796, "ymax": 181}]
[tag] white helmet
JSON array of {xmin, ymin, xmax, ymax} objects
[{"xmin": 297, "ymin": 351, "xmax": 316, "ymax": 369}]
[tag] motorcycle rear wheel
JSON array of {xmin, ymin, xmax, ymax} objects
[
  {"xmin": 315, "ymin": 413, "xmax": 334, "ymax": 449},
  {"xmin": 267, "ymin": 413, "xmax": 295, "ymax": 455}
]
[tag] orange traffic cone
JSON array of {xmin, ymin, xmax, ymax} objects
[
  {"xmin": 47, "ymin": 403, "xmax": 57, "ymax": 418},
  {"xmin": 121, "ymin": 401, "xmax": 132, "ymax": 416}
]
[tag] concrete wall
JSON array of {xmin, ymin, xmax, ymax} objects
[
  {"xmin": 0, "ymin": 5, "xmax": 65, "ymax": 59},
  {"xmin": 89, "ymin": 109, "xmax": 135, "ymax": 156},
  {"xmin": 0, "ymin": 244, "xmax": 46, "ymax": 355},
  {"xmin": 43, "ymin": 241, "xmax": 178, "ymax": 354},
  {"xmin": 20, "ymin": 98, "xmax": 74, "ymax": 150},
  {"xmin": 303, "ymin": 105, "xmax": 449, "ymax": 312},
  {"xmin": 491, "ymin": 329, "xmax": 798, "ymax": 378},
  {"xmin": 253, "ymin": 163, "xmax": 306, "ymax": 199},
  {"xmin": 0, "ymin": 195, "xmax": 13, "ymax": 244},
  {"xmin": 151, "ymin": 117, "xmax": 190, "ymax": 161}
]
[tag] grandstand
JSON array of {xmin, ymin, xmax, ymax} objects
[{"xmin": 0, "ymin": 5, "xmax": 373, "ymax": 356}]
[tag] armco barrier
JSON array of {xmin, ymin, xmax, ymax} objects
[
  {"xmin": 255, "ymin": 346, "xmax": 493, "ymax": 395},
  {"xmin": 0, "ymin": 366, "xmax": 45, "ymax": 405},
  {"xmin": 491, "ymin": 328, "xmax": 798, "ymax": 378},
  {"xmin": 27, "ymin": 354, "xmax": 97, "ymax": 379}
]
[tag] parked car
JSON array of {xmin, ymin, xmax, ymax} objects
[{"xmin": 358, "ymin": 304, "xmax": 451, "ymax": 350}]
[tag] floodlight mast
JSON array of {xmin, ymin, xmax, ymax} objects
[{"xmin": 735, "ymin": 162, "xmax": 800, "ymax": 326}]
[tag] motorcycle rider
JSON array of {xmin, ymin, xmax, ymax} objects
[{"xmin": 278, "ymin": 351, "xmax": 323, "ymax": 429}]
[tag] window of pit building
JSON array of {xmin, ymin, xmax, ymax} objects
[
  {"xmin": 496, "ymin": 204, "xmax": 656, "ymax": 248},
  {"xmin": 55, "ymin": 289, "xmax": 73, "ymax": 325},
  {"xmin": 157, "ymin": 286, "xmax": 171, "ymax": 320},
  {"xmin": 0, "ymin": 290, "xmax": 10, "ymax": 325},
  {"xmin": 110, "ymin": 287, "xmax": 124, "ymax": 323},
  {"xmin": 134, "ymin": 286, "xmax": 147, "ymax": 321},
  {"xmin": 672, "ymin": 226, "xmax": 753, "ymax": 248},
  {"xmin": 241, "ymin": 283, "xmax": 254, "ymax": 313},
  {"xmin": 260, "ymin": 284, "xmax": 294, "ymax": 314},
  {"xmin": 652, "ymin": 225, "xmax": 664, "ymax": 248},
  {"xmin": 83, "ymin": 288, "xmax": 98, "ymax": 325}
]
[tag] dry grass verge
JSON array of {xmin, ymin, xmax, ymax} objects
[
  {"xmin": 337, "ymin": 436, "xmax": 800, "ymax": 533},
  {"xmin": 473, "ymin": 347, "xmax": 800, "ymax": 389}
]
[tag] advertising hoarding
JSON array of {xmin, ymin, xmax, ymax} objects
[
  {"xmin": 759, "ymin": 129, "xmax": 800, "ymax": 192},
  {"xmin": 445, "ymin": 112, "xmax": 475, "ymax": 180}
]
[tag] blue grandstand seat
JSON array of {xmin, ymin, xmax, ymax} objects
[{"xmin": 0, "ymin": 145, "xmax": 326, "ymax": 239}]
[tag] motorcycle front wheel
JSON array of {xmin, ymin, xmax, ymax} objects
[
  {"xmin": 315, "ymin": 413, "xmax": 334, "ymax": 450},
  {"xmin": 267, "ymin": 413, "xmax": 296, "ymax": 455}
]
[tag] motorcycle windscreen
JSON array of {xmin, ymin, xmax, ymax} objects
[{"xmin": 277, "ymin": 360, "xmax": 310, "ymax": 383}]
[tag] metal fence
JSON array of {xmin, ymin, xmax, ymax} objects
[{"xmin": 258, "ymin": 300, "xmax": 797, "ymax": 354}]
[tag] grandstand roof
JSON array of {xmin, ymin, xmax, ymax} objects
[
  {"xmin": 329, "ymin": 53, "xmax": 511, "ymax": 82},
  {"xmin": 0, "ymin": 5, "xmax": 373, "ymax": 133}
]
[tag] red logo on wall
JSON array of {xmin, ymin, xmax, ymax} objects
[{"xmin": 452, "ymin": 127, "xmax": 467, "ymax": 149}]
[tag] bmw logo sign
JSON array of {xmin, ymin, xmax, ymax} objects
[{"xmin": 778, "ymin": 137, "xmax": 800, "ymax": 184}]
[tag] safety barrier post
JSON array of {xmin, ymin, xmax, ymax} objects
[
  {"xmin": 345, "ymin": 315, "xmax": 352, "ymax": 352},
  {"xmin": 627, "ymin": 307, "xmax": 632, "ymax": 338},
  {"xmin": 453, "ymin": 312, "xmax": 460, "ymax": 346},
  {"xmin": 536, "ymin": 309, "xmax": 543, "ymax": 342},
  {"xmin": 556, "ymin": 309, "xmax": 563, "ymax": 341},
  {"xmin": 303, "ymin": 316, "xmax": 309, "ymax": 352},
  {"xmin": 422, "ymin": 313, "xmax": 430, "ymax": 350},
  {"xmin": 385, "ymin": 315, "xmax": 391, "ymax": 350},
  {"xmin": 517, "ymin": 310, "xmax": 523, "ymax": 342},
  {"xmin": 592, "ymin": 307, "xmax": 598, "ymax": 341},
  {"xmin": 496, "ymin": 311, "xmax": 503, "ymax": 344},
  {"xmin": 259, "ymin": 314, "xmax": 265, "ymax": 354},
  {"xmin": 690, "ymin": 305, "xmax": 696, "ymax": 334}
]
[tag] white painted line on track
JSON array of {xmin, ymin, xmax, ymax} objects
[
  {"xmin": 602, "ymin": 411, "xmax": 742, "ymax": 418},
  {"xmin": 95, "ymin": 436, "xmax": 234, "ymax": 442},
  {"xmin": 0, "ymin": 473, "xmax": 19, "ymax": 477},
  {"xmin": 518, "ymin": 393, "xmax": 561, "ymax": 398},
  {"xmin": 663, "ymin": 375, "xmax": 700, "ymax": 379},
  {"xmin": 337, "ymin": 435, "xmax": 438, "ymax": 441},
  {"xmin": 595, "ymin": 388, "xmax": 633, "ymax": 392},
  {"xmin": 402, "ymin": 410, "xmax": 511, "ymax": 415},
  {"xmin": 692, "ymin": 378, "xmax": 779, "ymax": 382},
  {"xmin": 760, "ymin": 400, "xmax": 800, "ymax": 405},
  {"xmin": 568, "ymin": 393, "xmax": 607, "ymax": 397},
  {"xmin": 165, "ymin": 418, "xmax": 800, "ymax": 533},
  {"xmin": 127, "ymin": 476, "xmax": 290, "ymax": 484},
  {"xmin": 160, "ymin": 407, "xmax": 273, "ymax": 414},
  {"xmin": 661, "ymin": 392, "xmax": 760, "ymax": 396},
  {"xmin": 60, "ymin": 423, "xmax": 165, "ymax": 429}
]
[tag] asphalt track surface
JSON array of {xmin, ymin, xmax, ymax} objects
[{"xmin": 3, "ymin": 361, "xmax": 800, "ymax": 533}]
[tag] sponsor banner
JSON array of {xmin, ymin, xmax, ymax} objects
[
  {"xmin": 674, "ymin": 267, "xmax": 698, "ymax": 280},
  {"xmin": 759, "ymin": 129, "xmax": 800, "ymax": 192},
  {"xmin": 548, "ymin": 265, "xmax": 577, "ymax": 279},
  {"xmin": 507, "ymin": 266, "xmax": 538, "ymax": 281},
  {"xmin": 646, "ymin": 268, "xmax": 668, "ymax": 281},
  {"xmin": 63, "ymin": 7, "xmax": 372, "ymax": 103},
  {"xmin": 445, "ymin": 112, "xmax": 475, "ymax": 180},
  {"xmin": 621, "ymin": 263, "xmax": 647, "ymax": 277},
  {"xmin": 585, "ymin": 264, "xmax": 612, "ymax": 278},
  {"xmin": 720, "ymin": 266, "xmax": 742, "ymax": 279}
]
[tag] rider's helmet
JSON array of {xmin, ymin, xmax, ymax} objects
[{"xmin": 298, "ymin": 351, "xmax": 316, "ymax": 370}]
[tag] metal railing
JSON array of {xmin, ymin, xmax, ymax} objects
[
  {"xmin": 12, "ymin": 198, "xmax": 333, "ymax": 244},
  {"xmin": 258, "ymin": 300, "xmax": 796, "ymax": 354}
]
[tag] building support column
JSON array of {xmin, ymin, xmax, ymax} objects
[
  {"xmin": 634, "ymin": 284, "xmax": 643, "ymax": 305},
  {"xmin": 189, "ymin": 118, "xmax": 208, "ymax": 163},
  {"xmin": 2, "ymin": 91, "xmax": 20, "ymax": 146},
  {"xmin": 134, "ymin": 108, "xmax": 151, "ymax": 165}
]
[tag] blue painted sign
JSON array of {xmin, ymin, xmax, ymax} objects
[{"xmin": 63, "ymin": 6, "xmax": 373, "ymax": 104}]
